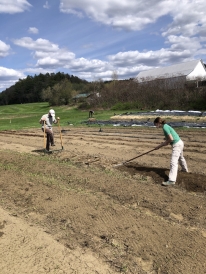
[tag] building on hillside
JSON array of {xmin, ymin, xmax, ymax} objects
[
  {"xmin": 72, "ymin": 93, "xmax": 91, "ymax": 103},
  {"xmin": 135, "ymin": 59, "xmax": 206, "ymax": 88},
  {"xmin": 72, "ymin": 92, "xmax": 100, "ymax": 104}
]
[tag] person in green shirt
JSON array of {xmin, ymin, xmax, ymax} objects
[{"xmin": 154, "ymin": 117, "xmax": 188, "ymax": 186}]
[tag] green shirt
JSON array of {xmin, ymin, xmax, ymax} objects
[{"xmin": 163, "ymin": 124, "xmax": 180, "ymax": 145}]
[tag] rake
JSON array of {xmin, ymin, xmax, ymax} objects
[{"xmin": 113, "ymin": 148, "xmax": 156, "ymax": 167}]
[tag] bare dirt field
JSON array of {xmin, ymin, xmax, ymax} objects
[{"xmin": 0, "ymin": 121, "xmax": 206, "ymax": 274}]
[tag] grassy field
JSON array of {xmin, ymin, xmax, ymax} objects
[
  {"xmin": 0, "ymin": 103, "xmax": 117, "ymax": 130},
  {"xmin": 1, "ymin": 102, "xmax": 205, "ymax": 131}
]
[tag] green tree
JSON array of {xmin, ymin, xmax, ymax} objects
[{"xmin": 42, "ymin": 79, "xmax": 73, "ymax": 106}]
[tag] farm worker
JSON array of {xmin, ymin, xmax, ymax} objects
[
  {"xmin": 154, "ymin": 117, "xmax": 188, "ymax": 186},
  {"xmin": 89, "ymin": 110, "xmax": 94, "ymax": 118},
  {"xmin": 39, "ymin": 109, "xmax": 60, "ymax": 150}
]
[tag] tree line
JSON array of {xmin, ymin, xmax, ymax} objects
[
  {"xmin": 0, "ymin": 72, "xmax": 206, "ymax": 110},
  {"xmin": 87, "ymin": 76, "xmax": 206, "ymax": 111},
  {"xmin": 0, "ymin": 72, "xmax": 89, "ymax": 105}
]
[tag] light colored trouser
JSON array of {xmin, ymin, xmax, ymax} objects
[
  {"xmin": 169, "ymin": 139, "xmax": 188, "ymax": 182},
  {"xmin": 41, "ymin": 127, "xmax": 54, "ymax": 145}
]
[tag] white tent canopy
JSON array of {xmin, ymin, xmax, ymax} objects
[{"xmin": 135, "ymin": 59, "xmax": 206, "ymax": 83}]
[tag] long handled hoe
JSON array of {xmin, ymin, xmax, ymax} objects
[
  {"xmin": 43, "ymin": 121, "xmax": 47, "ymax": 152},
  {"xmin": 113, "ymin": 148, "xmax": 156, "ymax": 168},
  {"xmin": 58, "ymin": 119, "xmax": 64, "ymax": 150}
]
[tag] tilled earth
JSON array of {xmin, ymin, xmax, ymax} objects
[{"xmin": 0, "ymin": 124, "xmax": 206, "ymax": 274}]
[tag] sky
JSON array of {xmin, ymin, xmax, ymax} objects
[{"xmin": 0, "ymin": 0, "xmax": 206, "ymax": 92}]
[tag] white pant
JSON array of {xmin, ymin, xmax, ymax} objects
[{"xmin": 169, "ymin": 139, "xmax": 188, "ymax": 182}]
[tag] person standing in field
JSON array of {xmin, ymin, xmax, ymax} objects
[
  {"xmin": 39, "ymin": 109, "xmax": 59, "ymax": 150},
  {"xmin": 154, "ymin": 117, "xmax": 188, "ymax": 186},
  {"xmin": 89, "ymin": 110, "xmax": 94, "ymax": 118}
]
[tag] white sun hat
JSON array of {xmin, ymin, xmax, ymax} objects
[{"xmin": 49, "ymin": 109, "xmax": 55, "ymax": 117}]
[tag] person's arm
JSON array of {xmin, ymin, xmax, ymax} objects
[
  {"xmin": 39, "ymin": 118, "xmax": 45, "ymax": 124},
  {"xmin": 53, "ymin": 117, "xmax": 58, "ymax": 124},
  {"xmin": 53, "ymin": 117, "xmax": 60, "ymax": 124},
  {"xmin": 155, "ymin": 134, "xmax": 173, "ymax": 150},
  {"xmin": 39, "ymin": 115, "xmax": 46, "ymax": 124}
]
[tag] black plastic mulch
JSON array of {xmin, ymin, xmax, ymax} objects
[{"xmin": 82, "ymin": 111, "xmax": 206, "ymax": 128}]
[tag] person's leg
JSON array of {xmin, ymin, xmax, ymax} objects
[
  {"xmin": 168, "ymin": 141, "xmax": 183, "ymax": 182},
  {"xmin": 49, "ymin": 130, "xmax": 55, "ymax": 146},
  {"xmin": 46, "ymin": 134, "xmax": 50, "ymax": 151},
  {"xmin": 178, "ymin": 140, "xmax": 188, "ymax": 172},
  {"xmin": 45, "ymin": 128, "xmax": 54, "ymax": 147}
]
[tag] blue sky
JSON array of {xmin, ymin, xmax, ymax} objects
[{"xmin": 0, "ymin": 0, "xmax": 206, "ymax": 92}]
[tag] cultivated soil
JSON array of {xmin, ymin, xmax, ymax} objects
[{"xmin": 0, "ymin": 117, "xmax": 206, "ymax": 274}]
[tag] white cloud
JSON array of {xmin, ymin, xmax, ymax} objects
[
  {"xmin": 59, "ymin": 0, "xmax": 206, "ymax": 39},
  {"xmin": 59, "ymin": 0, "xmax": 176, "ymax": 31},
  {"xmin": 13, "ymin": 37, "xmax": 59, "ymax": 52},
  {"xmin": 76, "ymin": 65, "xmax": 144, "ymax": 81},
  {"xmin": 12, "ymin": 36, "xmax": 117, "ymax": 79},
  {"xmin": 28, "ymin": 27, "xmax": 39, "ymax": 34},
  {"xmin": 24, "ymin": 67, "xmax": 55, "ymax": 75},
  {"xmin": 12, "ymin": 37, "xmax": 76, "ymax": 69},
  {"xmin": 0, "ymin": 66, "xmax": 25, "ymax": 80},
  {"xmin": 108, "ymin": 48, "xmax": 193, "ymax": 68},
  {"xmin": 0, "ymin": 0, "xmax": 31, "ymax": 14},
  {"xmin": 11, "ymin": 35, "xmax": 199, "ymax": 82},
  {"xmin": 167, "ymin": 35, "xmax": 201, "ymax": 52},
  {"xmin": 0, "ymin": 40, "xmax": 11, "ymax": 57},
  {"xmin": 34, "ymin": 49, "xmax": 75, "ymax": 60},
  {"xmin": 36, "ymin": 57, "xmax": 60, "ymax": 67},
  {"xmin": 58, "ymin": 0, "xmax": 206, "ymax": 61},
  {"xmin": 69, "ymin": 58, "xmax": 111, "ymax": 72},
  {"xmin": 43, "ymin": 1, "xmax": 50, "ymax": 9},
  {"xmin": 35, "ymin": 49, "xmax": 75, "ymax": 68},
  {"xmin": 162, "ymin": 0, "xmax": 206, "ymax": 38},
  {"xmin": 0, "ymin": 67, "xmax": 26, "ymax": 91}
]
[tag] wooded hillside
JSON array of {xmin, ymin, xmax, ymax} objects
[{"xmin": 0, "ymin": 72, "xmax": 88, "ymax": 105}]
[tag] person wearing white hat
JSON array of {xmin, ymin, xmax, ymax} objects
[{"xmin": 39, "ymin": 109, "xmax": 60, "ymax": 150}]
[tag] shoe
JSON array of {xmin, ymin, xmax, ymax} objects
[
  {"xmin": 181, "ymin": 169, "xmax": 188, "ymax": 172},
  {"xmin": 162, "ymin": 181, "xmax": 175, "ymax": 186}
]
